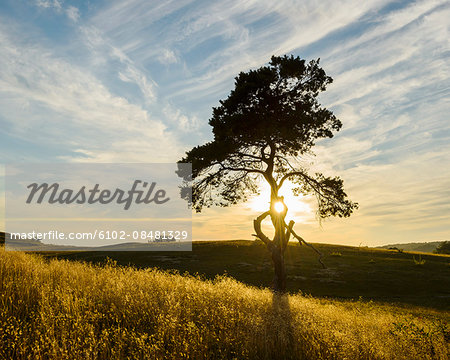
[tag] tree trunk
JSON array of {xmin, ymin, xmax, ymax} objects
[
  {"xmin": 271, "ymin": 195, "xmax": 288, "ymax": 293},
  {"xmin": 253, "ymin": 196, "xmax": 289, "ymax": 293},
  {"xmin": 271, "ymin": 244, "xmax": 286, "ymax": 292}
]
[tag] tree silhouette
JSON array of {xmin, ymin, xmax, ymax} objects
[{"xmin": 177, "ymin": 55, "xmax": 358, "ymax": 292}]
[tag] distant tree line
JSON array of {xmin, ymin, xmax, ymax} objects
[{"xmin": 434, "ymin": 241, "xmax": 450, "ymax": 255}]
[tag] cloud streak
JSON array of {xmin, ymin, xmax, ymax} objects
[{"xmin": 0, "ymin": 20, "xmax": 182, "ymax": 163}]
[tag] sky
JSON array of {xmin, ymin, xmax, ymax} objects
[{"xmin": 0, "ymin": 0, "xmax": 449, "ymax": 246}]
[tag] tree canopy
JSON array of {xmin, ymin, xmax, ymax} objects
[{"xmin": 178, "ymin": 55, "xmax": 357, "ymax": 219}]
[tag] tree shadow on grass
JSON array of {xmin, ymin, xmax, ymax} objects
[{"xmin": 259, "ymin": 293, "xmax": 299, "ymax": 360}]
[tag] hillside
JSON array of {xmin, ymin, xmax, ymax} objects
[
  {"xmin": 0, "ymin": 247, "xmax": 448, "ymax": 359},
  {"xmin": 42, "ymin": 240, "xmax": 450, "ymax": 310},
  {"xmin": 378, "ymin": 241, "xmax": 446, "ymax": 253}
]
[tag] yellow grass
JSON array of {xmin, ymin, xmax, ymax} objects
[{"xmin": 0, "ymin": 248, "xmax": 448, "ymax": 359}]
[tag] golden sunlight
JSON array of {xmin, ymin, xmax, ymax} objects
[
  {"xmin": 246, "ymin": 180, "xmax": 312, "ymax": 221},
  {"xmin": 273, "ymin": 201, "xmax": 285, "ymax": 213}
]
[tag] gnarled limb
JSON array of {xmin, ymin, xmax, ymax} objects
[
  {"xmin": 253, "ymin": 208, "xmax": 326, "ymax": 295},
  {"xmin": 284, "ymin": 221, "xmax": 326, "ymax": 269},
  {"xmin": 282, "ymin": 220, "xmax": 294, "ymax": 251},
  {"xmin": 253, "ymin": 210, "xmax": 287, "ymax": 292},
  {"xmin": 253, "ymin": 211, "xmax": 272, "ymax": 250}
]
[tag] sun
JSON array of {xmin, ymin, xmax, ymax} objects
[
  {"xmin": 273, "ymin": 201, "xmax": 285, "ymax": 213},
  {"xmin": 247, "ymin": 180, "xmax": 312, "ymax": 219}
]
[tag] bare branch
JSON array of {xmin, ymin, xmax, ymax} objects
[
  {"xmin": 285, "ymin": 221, "xmax": 326, "ymax": 269},
  {"xmin": 278, "ymin": 170, "xmax": 346, "ymax": 211},
  {"xmin": 253, "ymin": 211, "xmax": 272, "ymax": 248},
  {"xmin": 219, "ymin": 163, "xmax": 265, "ymax": 175},
  {"xmin": 236, "ymin": 152, "xmax": 264, "ymax": 161},
  {"xmin": 282, "ymin": 220, "xmax": 294, "ymax": 251},
  {"xmin": 278, "ymin": 171, "xmax": 305, "ymax": 189}
]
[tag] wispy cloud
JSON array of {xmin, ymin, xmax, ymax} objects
[
  {"xmin": 89, "ymin": 0, "xmax": 395, "ymax": 103},
  {"xmin": 36, "ymin": 0, "xmax": 80, "ymax": 22},
  {"xmin": 66, "ymin": 5, "xmax": 80, "ymax": 23},
  {"xmin": 157, "ymin": 49, "xmax": 178, "ymax": 64},
  {"xmin": 36, "ymin": 0, "xmax": 62, "ymax": 11},
  {"xmin": 0, "ymin": 21, "xmax": 181, "ymax": 162}
]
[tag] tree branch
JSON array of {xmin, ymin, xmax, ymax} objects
[
  {"xmin": 283, "ymin": 220, "xmax": 294, "ymax": 251},
  {"xmin": 219, "ymin": 163, "xmax": 265, "ymax": 175},
  {"xmin": 253, "ymin": 211, "xmax": 272, "ymax": 249},
  {"xmin": 284, "ymin": 221, "xmax": 326, "ymax": 269},
  {"xmin": 278, "ymin": 171, "xmax": 305, "ymax": 189},
  {"xmin": 278, "ymin": 170, "xmax": 345, "ymax": 211},
  {"xmin": 236, "ymin": 152, "xmax": 264, "ymax": 162}
]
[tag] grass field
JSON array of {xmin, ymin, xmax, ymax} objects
[
  {"xmin": 41, "ymin": 240, "xmax": 450, "ymax": 310},
  {"xmin": 1, "ymin": 245, "xmax": 449, "ymax": 360}
]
